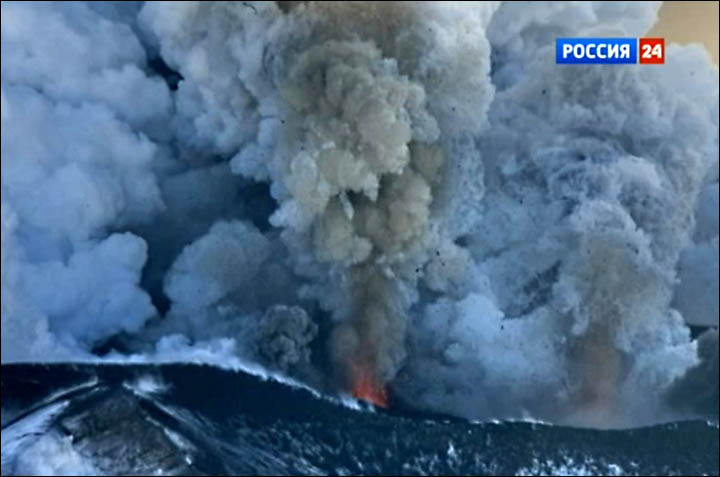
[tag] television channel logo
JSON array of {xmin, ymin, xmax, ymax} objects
[{"xmin": 556, "ymin": 38, "xmax": 664, "ymax": 64}]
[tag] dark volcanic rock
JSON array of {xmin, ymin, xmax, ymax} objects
[{"xmin": 2, "ymin": 363, "xmax": 718, "ymax": 476}]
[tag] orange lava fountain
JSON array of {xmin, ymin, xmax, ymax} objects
[{"xmin": 351, "ymin": 364, "xmax": 388, "ymax": 408}]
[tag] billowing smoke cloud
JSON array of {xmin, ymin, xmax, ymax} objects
[
  {"xmin": 1, "ymin": 1, "xmax": 169, "ymax": 361},
  {"xmin": 268, "ymin": 38, "xmax": 440, "ymax": 387},
  {"xmin": 1, "ymin": 1, "xmax": 717, "ymax": 428}
]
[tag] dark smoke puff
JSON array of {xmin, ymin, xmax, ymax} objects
[{"xmin": 257, "ymin": 305, "xmax": 318, "ymax": 371}]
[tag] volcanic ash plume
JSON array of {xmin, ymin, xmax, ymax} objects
[
  {"xmin": 269, "ymin": 39, "xmax": 440, "ymax": 399},
  {"xmin": 214, "ymin": 2, "xmax": 496, "ymax": 401}
]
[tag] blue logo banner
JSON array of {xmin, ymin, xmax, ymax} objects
[{"xmin": 556, "ymin": 38, "xmax": 637, "ymax": 64}]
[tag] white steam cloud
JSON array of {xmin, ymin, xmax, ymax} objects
[{"xmin": 1, "ymin": 1, "xmax": 717, "ymax": 428}]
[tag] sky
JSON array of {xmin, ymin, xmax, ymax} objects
[{"xmin": 651, "ymin": 1, "xmax": 719, "ymax": 64}]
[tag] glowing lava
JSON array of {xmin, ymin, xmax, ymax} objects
[{"xmin": 352, "ymin": 365, "xmax": 388, "ymax": 408}]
